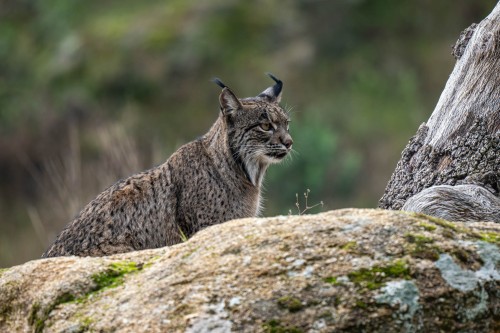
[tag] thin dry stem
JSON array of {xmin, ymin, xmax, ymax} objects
[{"xmin": 292, "ymin": 189, "xmax": 324, "ymax": 215}]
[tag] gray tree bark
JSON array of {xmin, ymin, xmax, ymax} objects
[{"xmin": 379, "ymin": 2, "xmax": 500, "ymax": 222}]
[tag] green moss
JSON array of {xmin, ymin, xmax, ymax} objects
[
  {"xmin": 79, "ymin": 317, "xmax": 93, "ymax": 331},
  {"xmin": 426, "ymin": 216, "xmax": 460, "ymax": 231},
  {"xmin": 407, "ymin": 212, "xmax": 483, "ymax": 242},
  {"xmin": 408, "ymin": 213, "xmax": 500, "ymax": 253},
  {"xmin": 441, "ymin": 229, "xmax": 455, "ymax": 239},
  {"xmin": 28, "ymin": 303, "xmax": 44, "ymax": 333},
  {"xmin": 263, "ymin": 319, "xmax": 303, "ymax": 333},
  {"xmin": 307, "ymin": 299, "xmax": 320, "ymax": 306},
  {"xmin": 410, "ymin": 245, "xmax": 441, "ymax": 261},
  {"xmin": 341, "ymin": 241, "xmax": 357, "ymax": 251},
  {"xmin": 381, "ymin": 260, "xmax": 410, "ymax": 277},
  {"xmin": 28, "ymin": 303, "xmax": 39, "ymax": 324},
  {"xmin": 347, "ymin": 259, "xmax": 411, "ymax": 290},
  {"xmin": 452, "ymin": 248, "xmax": 469, "ymax": 263},
  {"xmin": 0, "ymin": 281, "xmax": 20, "ymax": 322},
  {"xmin": 409, "ymin": 212, "xmax": 458, "ymax": 231},
  {"xmin": 355, "ymin": 300, "xmax": 367, "ymax": 308},
  {"xmin": 405, "ymin": 233, "xmax": 433, "ymax": 244},
  {"xmin": 417, "ymin": 222, "xmax": 437, "ymax": 231},
  {"xmin": 65, "ymin": 261, "xmax": 142, "ymax": 305},
  {"xmin": 478, "ymin": 232, "xmax": 500, "ymax": 244},
  {"xmin": 0, "ymin": 304, "xmax": 12, "ymax": 322},
  {"xmin": 91, "ymin": 261, "xmax": 139, "ymax": 290},
  {"xmin": 323, "ymin": 276, "xmax": 341, "ymax": 285},
  {"xmin": 29, "ymin": 292, "xmax": 77, "ymax": 333},
  {"xmin": 277, "ymin": 296, "xmax": 304, "ymax": 313},
  {"xmin": 55, "ymin": 292, "xmax": 76, "ymax": 304},
  {"xmin": 451, "ymin": 248, "xmax": 484, "ymax": 268},
  {"xmin": 405, "ymin": 233, "xmax": 441, "ymax": 261},
  {"xmin": 318, "ymin": 311, "xmax": 333, "ymax": 319},
  {"xmin": 65, "ymin": 314, "xmax": 94, "ymax": 333}
]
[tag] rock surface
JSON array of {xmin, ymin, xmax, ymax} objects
[{"xmin": 0, "ymin": 209, "xmax": 499, "ymax": 333}]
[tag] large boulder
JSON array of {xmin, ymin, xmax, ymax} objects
[{"xmin": 0, "ymin": 209, "xmax": 499, "ymax": 333}]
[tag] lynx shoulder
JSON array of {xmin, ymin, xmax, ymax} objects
[{"xmin": 42, "ymin": 74, "xmax": 293, "ymax": 258}]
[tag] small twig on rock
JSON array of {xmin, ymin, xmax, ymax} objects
[{"xmin": 290, "ymin": 189, "xmax": 324, "ymax": 216}]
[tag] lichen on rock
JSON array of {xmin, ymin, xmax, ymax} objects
[
  {"xmin": 375, "ymin": 280, "xmax": 421, "ymax": 333},
  {"xmin": 0, "ymin": 209, "xmax": 499, "ymax": 332}
]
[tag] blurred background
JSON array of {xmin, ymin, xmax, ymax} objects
[{"xmin": 0, "ymin": 0, "xmax": 495, "ymax": 267}]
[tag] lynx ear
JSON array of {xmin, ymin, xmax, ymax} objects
[
  {"xmin": 213, "ymin": 78, "xmax": 242, "ymax": 116},
  {"xmin": 219, "ymin": 88, "xmax": 242, "ymax": 116},
  {"xmin": 258, "ymin": 72, "xmax": 283, "ymax": 103}
]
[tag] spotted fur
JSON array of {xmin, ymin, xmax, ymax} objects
[{"xmin": 42, "ymin": 74, "xmax": 293, "ymax": 257}]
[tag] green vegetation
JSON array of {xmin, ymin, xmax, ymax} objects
[
  {"xmin": 91, "ymin": 261, "xmax": 140, "ymax": 290},
  {"xmin": 355, "ymin": 300, "xmax": 368, "ymax": 309},
  {"xmin": 347, "ymin": 259, "xmax": 411, "ymax": 290},
  {"xmin": 405, "ymin": 233, "xmax": 441, "ymax": 261},
  {"xmin": 341, "ymin": 241, "xmax": 357, "ymax": 251},
  {"xmin": 67, "ymin": 261, "xmax": 140, "ymax": 304},
  {"xmin": 478, "ymin": 232, "xmax": 500, "ymax": 244},
  {"xmin": 318, "ymin": 311, "xmax": 333, "ymax": 320},
  {"xmin": 29, "ymin": 292, "xmax": 75, "ymax": 333},
  {"xmin": 324, "ymin": 260, "xmax": 412, "ymax": 291},
  {"xmin": 277, "ymin": 296, "xmax": 304, "ymax": 313},
  {"xmin": 409, "ymin": 213, "xmax": 459, "ymax": 231},
  {"xmin": 178, "ymin": 227, "xmax": 189, "ymax": 243},
  {"xmin": 411, "ymin": 213, "xmax": 500, "ymax": 245},
  {"xmin": 263, "ymin": 319, "xmax": 303, "ymax": 333},
  {"xmin": 0, "ymin": 304, "xmax": 12, "ymax": 322},
  {"xmin": 75, "ymin": 316, "xmax": 94, "ymax": 332},
  {"xmin": 417, "ymin": 222, "xmax": 437, "ymax": 232},
  {"xmin": 0, "ymin": 281, "xmax": 19, "ymax": 322},
  {"xmin": 404, "ymin": 233, "xmax": 434, "ymax": 244},
  {"xmin": 323, "ymin": 276, "xmax": 341, "ymax": 286},
  {"xmin": 426, "ymin": 217, "xmax": 458, "ymax": 231},
  {"xmin": 451, "ymin": 248, "xmax": 484, "ymax": 267},
  {"xmin": 28, "ymin": 303, "xmax": 43, "ymax": 333},
  {"xmin": 26, "ymin": 261, "xmax": 140, "ymax": 332}
]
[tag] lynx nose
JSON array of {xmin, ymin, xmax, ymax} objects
[{"xmin": 282, "ymin": 135, "xmax": 293, "ymax": 149}]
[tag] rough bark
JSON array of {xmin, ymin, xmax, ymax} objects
[
  {"xmin": 0, "ymin": 209, "xmax": 499, "ymax": 333},
  {"xmin": 379, "ymin": 2, "xmax": 500, "ymax": 220}
]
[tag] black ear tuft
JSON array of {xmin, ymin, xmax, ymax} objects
[
  {"xmin": 213, "ymin": 77, "xmax": 241, "ymax": 115},
  {"xmin": 258, "ymin": 72, "xmax": 283, "ymax": 103},
  {"xmin": 212, "ymin": 77, "xmax": 228, "ymax": 89},
  {"xmin": 266, "ymin": 72, "xmax": 283, "ymax": 96}
]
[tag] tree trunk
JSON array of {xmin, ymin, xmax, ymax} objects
[{"xmin": 379, "ymin": 2, "xmax": 500, "ymax": 222}]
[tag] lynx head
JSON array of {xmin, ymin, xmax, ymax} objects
[{"xmin": 213, "ymin": 73, "xmax": 293, "ymax": 186}]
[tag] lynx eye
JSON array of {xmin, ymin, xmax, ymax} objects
[{"xmin": 260, "ymin": 123, "xmax": 272, "ymax": 131}]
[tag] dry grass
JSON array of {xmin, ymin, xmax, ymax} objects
[{"xmin": 25, "ymin": 123, "xmax": 162, "ymax": 248}]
